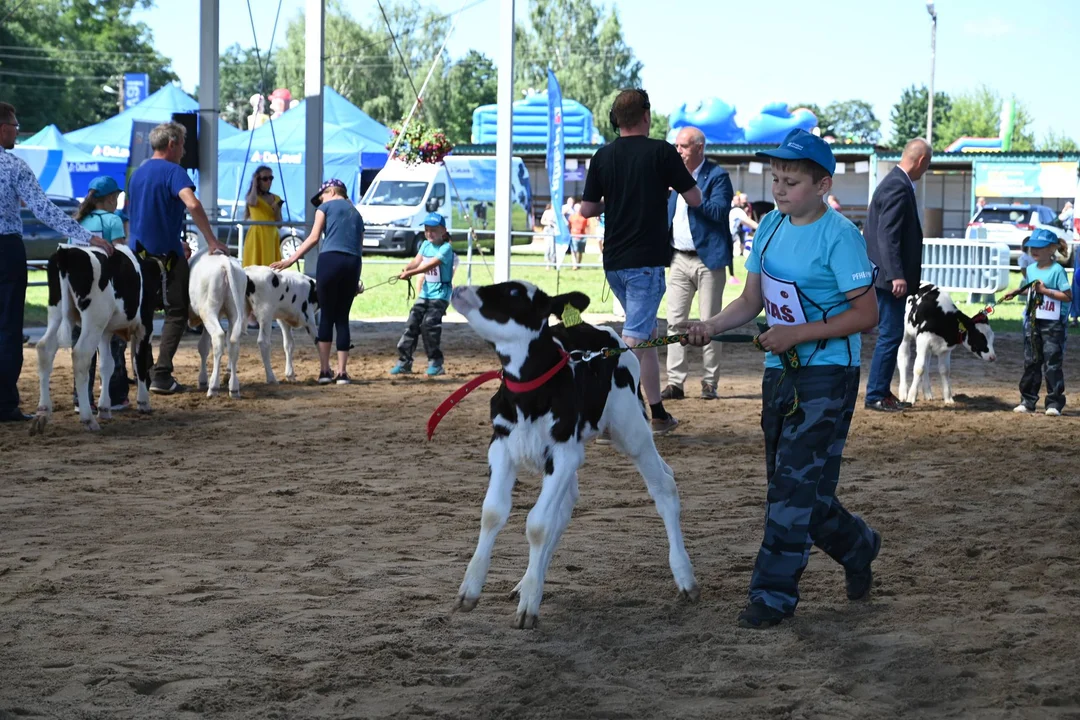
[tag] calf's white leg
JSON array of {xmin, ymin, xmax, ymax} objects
[
  {"xmin": 196, "ymin": 328, "xmax": 211, "ymax": 391},
  {"xmin": 897, "ymin": 334, "xmax": 912, "ymax": 402},
  {"xmin": 457, "ymin": 439, "xmax": 517, "ymax": 612},
  {"xmin": 30, "ymin": 310, "xmax": 62, "ymax": 436},
  {"xmin": 939, "ymin": 351, "xmax": 954, "ymax": 404},
  {"xmin": 72, "ymin": 324, "xmax": 100, "ymax": 431},
  {"xmin": 281, "ymin": 324, "xmax": 297, "ymax": 382},
  {"xmin": 96, "ymin": 334, "xmax": 114, "ymax": 420},
  {"xmin": 258, "ymin": 317, "xmax": 278, "ymax": 384}
]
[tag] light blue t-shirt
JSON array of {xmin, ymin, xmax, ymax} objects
[
  {"xmin": 418, "ymin": 240, "xmax": 455, "ymax": 301},
  {"xmin": 1025, "ymin": 262, "xmax": 1071, "ymax": 322},
  {"xmin": 79, "ymin": 210, "xmax": 126, "ymax": 243},
  {"xmin": 746, "ymin": 208, "xmax": 874, "ymax": 368}
]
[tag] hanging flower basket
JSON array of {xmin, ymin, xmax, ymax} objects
[{"xmin": 386, "ymin": 120, "xmax": 454, "ymax": 165}]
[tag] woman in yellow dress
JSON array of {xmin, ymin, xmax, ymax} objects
[{"xmin": 242, "ymin": 165, "xmax": 283, "ymax": 267}]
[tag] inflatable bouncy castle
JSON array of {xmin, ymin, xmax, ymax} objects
[
  {"xmin": 944, "ymin": 98, "xmax": 1017, "ymax": 153},
  {"xmin": 667, "ymin": 100, "xmax": 818, "ymax": 144}
]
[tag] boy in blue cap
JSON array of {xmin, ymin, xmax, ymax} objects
[
  {"xmin": 1014, "ymin": 228, "xmax": 1071, "ymax": 416},
  {"xmin": 680, "ymin": 129, "xmax": 882, "ymax": 628},
  {"xmin": 391, "ymin": 212, "xmax": 457, "ymax": 376}
]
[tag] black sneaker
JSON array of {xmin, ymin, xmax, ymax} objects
[
  {"xmin": 317, "ymin": 370, "xmax": 334, "ymax": 385},
  {"xmin": 737, "ymin": 601, "xmax": 788, "ymax": 629},
  {"xmin": 864, "ymin": 396, "xmax": 904, "ymax": 412},
  {"xmin": 150, "ymin": 377, "xmax": 186, "ymax": 395},
  {"xmin": 334, "ymin": 373, "xmax": 351, "ymax": 385},
  {"xmin": 661, "ymin": 384, "xmax": 684, "ymax": 400},
  {"xmin": 886, "ymin": 393, "xmax": 912, "ymax": 409},
  {"xmin": 846, "ymin": 530, "xmax": 882, "ymax": 601}
]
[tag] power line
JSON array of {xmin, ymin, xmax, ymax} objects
[{"xmin": 0, "ymin": 44, "xmax": 162, "ymax": 58}]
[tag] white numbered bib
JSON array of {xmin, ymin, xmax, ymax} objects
[
  {"xmin": 424, "ymin": 266, "xmax": 442, "ymax": 285},
  {"xmin": 1035, "ymin": 295, "xmax": 1061, "ymax": 321},
  {"xmin": 761, "ymin": 271, "xmax": 808, "ymax": 326}
]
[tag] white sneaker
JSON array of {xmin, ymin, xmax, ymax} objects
[
  {"xmin": 1045, "ymin": 407, "xmax": 1061, "ymax": 417},
  {"xmin": 1013, "ymin": 404, "xmax": 1032, "ymax": 414}
]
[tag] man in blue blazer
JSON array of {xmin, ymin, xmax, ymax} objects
[
  {"xmin": 664, "ymin": 127, "xmax": 734, "ymax": 400},
  {"xmin": 864, "ymin": 138, "xmax": 933, "ymax": 411}
]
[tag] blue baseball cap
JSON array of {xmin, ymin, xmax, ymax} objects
[
  {"xmin": 310, "ymin": 178, "xmax": 347, "ymax": 207},
  {"xmin": 755, "ymin": 129, "xmax": 837, "ymax": 176},
  {"xmin": 88, "ymin": 176, "xmax": 120, "ymax": 196},
  {"xmin": 422, "ymin": 212, "xmax": 446, "ymax": 227},
  {"xmin": 1024, "ymin": 228, "xmax": 1060, "ymax": 248}
]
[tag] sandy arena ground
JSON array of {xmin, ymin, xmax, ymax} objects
[{"xmin": 2, "ymin": 319, "xmax": 1079, "ymax": 719}]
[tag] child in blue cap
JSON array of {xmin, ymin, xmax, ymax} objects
[
  {"xmin": 680, "ymin": 129, "xmax": 882, "ymax": 629},
  {"xmin": 1014, "ymin": 228, "xmax": 1071, "ymax": 415},
  {"xmin": 71, "ymin": 175, "xmax": 130, "ymax": 412},
  {"xmin": 390, "ymin": 212, "xmax": 456, "ymax": 376}
]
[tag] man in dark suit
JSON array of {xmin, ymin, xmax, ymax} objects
[
  {"xmin": 663, "ymin": 126, "xmax": 734, "ymax": 401},
  {"xmin": 864, "ymin": 138, "xmax": 933, "ymax": 411}
]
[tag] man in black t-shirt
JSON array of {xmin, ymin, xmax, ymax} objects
[{"xmin": 582, "ymin": 89, "xmax": 702, "ymax": 435}]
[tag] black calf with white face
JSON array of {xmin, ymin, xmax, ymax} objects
[{"xmin": 451, "ymin": 280, "xmax": 699, "ymax": 629}]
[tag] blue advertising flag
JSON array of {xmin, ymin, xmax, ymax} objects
[
  {"xmin": 123, "ymin": 73, "xmax": 149, "ymax": 110},
  {"xmin": 546, "ymin": 69, "xmax": 571, "ymax": 269}
]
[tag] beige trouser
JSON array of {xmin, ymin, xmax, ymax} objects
[{"xmin": 666, "ymin": 250, "xmax": 726, "ymax": 389}]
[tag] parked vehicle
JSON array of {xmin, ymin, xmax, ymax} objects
[
  {"xmin": 357, "ymin": 156, "xmax": 533, "ymax": 256},
  {"xmin": 967, "ymin": 203, "xmax": 1065, "ymax": 263},
  {"xmin": 22, "ymin": 196, "xmax": 80, "ymax": 261}
]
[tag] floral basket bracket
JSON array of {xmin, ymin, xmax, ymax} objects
[{"xmin": 386, "ymin": 120, "xmax": 454, "ymax": 165}]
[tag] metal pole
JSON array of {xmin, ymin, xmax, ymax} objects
[
  {"xmin": 303, "ymin": 0, "xmax": 325, "ymax": 277},
  {"xmin": 117, "ymin": 75, "xmax": 125, "ymax": 115},
  {"xmin": 199, "ymin": 0, "xmax": 219, "ymax": 225},
  {"xmin": 493, "ymin": 0, "xmax": 515, "ymax": 283},
  {"xmin": 922, "ymin": 2, "xmax": 937, "ymax": 222}
]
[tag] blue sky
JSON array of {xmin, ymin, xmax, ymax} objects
[{"xmin": 133, "ymin": 0, "xmax": 1078, "ymax": 144}]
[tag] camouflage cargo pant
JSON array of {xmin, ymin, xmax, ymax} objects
[
  {"xmin": 1019, "ymin": 317, "xmax": 1066, "ymax": 412},
  {"xmin": 749, "ymin": 365, "xmax": 878, "ymax": 616}
]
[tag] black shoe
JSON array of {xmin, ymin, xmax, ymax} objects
[
  {"xmin": 737, "ymin": 601, "xmax": 788, "ymax": 629},
  {"xmin": 150, "ymin": 377, "xmax": 186, "ymax": 395},
  {"xmin": 886, "ymin": 393, "xmax": 912, "ymax": 409},
  {"xmin": 317, "ymin": 370, "xmax": 334, "ymax": 385},
  {"xmin": 864, "ymin": 396, "xmax": 904, "ymax": 412},
  {"xmin": 700, "ymin": 381, "xmax": 718, "ymax": 400},
  {"xmin": 846, "ymin": 530, "xmax": 882, "ymax": 601},
  {"xmin": 661, "ymin": 384, "xmax": 684, "ymax": 401},
  {"xmin": 0, "ymin": 409, "xmax": 33, "ymax": 422}
]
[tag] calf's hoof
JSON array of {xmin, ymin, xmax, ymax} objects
[
  {"xmin": 454, "ymin": 594, "xmax": 480, "ymax": 612},
  {"xmin": 514, "ymin": 611, "xmax": 539, "ymax": 630},
  {"xmin": 679, "ymin": 583, "xmax": 701, "ymax": 604},
  {"xmin": 29, "ymin": 413, "xmax": 49, "ymax": 437},
  {"xmin": 137, "ymin": 402, "xmax": 152, "ymax": 414},
  {"xmin": 229, "ymin": 390, "xmax": 241, "ymax": 399},
  {"xmin": 82, "ymin": 417, "xmax": 101, "ymax": 432},
  {"xmin": 97, "ymin": 409, "xmax": 112, "ymax": 421}
]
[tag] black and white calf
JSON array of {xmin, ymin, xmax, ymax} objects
[
  {"xmin": 32, "ymin": 245, "xmax": 166, "ymax": 433},
  {"xmin": 450, "ymin": 280, "xmax": 698, "ymax": 629},
  {"xmin": 897, "ymin": 282, "xmax": 997, "ymax": 405},
  {"xmin": 187, "ymin": 250, "xmax": 248, "ymax": 398},
  {"xmin": 244, "ymin": 267, "xmax": 318, "ymax": 384}
]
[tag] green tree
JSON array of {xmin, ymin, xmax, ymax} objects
[
  {"xmin": 428, "ymin": 50, "xmax": 497, "ymax": 145},
  {"xmin": 514, "ymin": 0, "xmax": 642, "ymax": 140},
  {"xmin": 0, "ymin": 0, "xmax": 176, "ymax": 133},
  {"xmin": 888, "ymin": 85, "xmax": 952, "ymax": 149},
  {"xmin": 1038, "ymin": 129, "xmax": 1079, "ymax": 153},
  {"xmin": 648, "ymin": 112, "xmax": 670, "ymax": 141},
  {"xmin": 217, "ymin": 44, "xmax": 278, "ymax": 130},
  {"xmin": 822, "ymin": 100, "xmax": 880, "ymax": 144},
  {"xmin": 936, "ymin": 85, "xmax": 1035, "ymax": 152},
  {"xmin": 791, "ymin": 102, "xmax": 828, "ymax": 136}
]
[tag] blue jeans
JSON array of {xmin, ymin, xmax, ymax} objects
[
  {"xmin": 865, "ymin": 287, "xmax": 907, "ymax": 403},
  {"xmin": 605, "ymin": 266, "xmax": 666, "ymax": 340}
]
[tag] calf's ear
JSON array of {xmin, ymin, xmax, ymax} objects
[{"xmin": 549, "ymin": 291, "xmax": 591, "ymax": 323}]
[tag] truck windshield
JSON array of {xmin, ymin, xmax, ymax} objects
[{"xmin": 363, "ymin": 180, "xmax": 429, "ymax": 206}]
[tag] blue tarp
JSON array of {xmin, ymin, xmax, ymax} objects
[
  {"xmin": 64, "ymin": 83, "xmax": 240, "ymax": 160},
  {"xmin": 217, "ymin": 87, "xmax": 391, "ymax": 222},
  {"xmin": 13, "ymin": 125, "xmax": 128, "ymax": 198},
  {"xmin": 472, "ymin": 91, "xmax": 598, "ymax": 144}
]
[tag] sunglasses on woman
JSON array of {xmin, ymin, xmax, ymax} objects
[{"xmin": 259, "ymin": 176, "xmax": 273, "ymax": 182}]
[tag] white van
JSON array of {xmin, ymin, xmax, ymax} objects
[{"xmin": 357, "ymin": 156, "xmax": 533, "ymax": 256}]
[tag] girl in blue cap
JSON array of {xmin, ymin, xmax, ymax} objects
[
  {"xmin": 1014, "ymin": 228, "xmax": 1072, "ymax": 415},
  {"xmin": 390, "ymin": 212, "xmax": 456, "ymax": 376},
  {"xmin": 71, "ymin": 175, "xmax": 130, "ymax": 412},
  {"xmin": 680, "ymin": 129, "xmax": 882, "ymax": 629}
]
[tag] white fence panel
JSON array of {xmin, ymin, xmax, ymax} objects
[{"xmin": 920, "ymin": 239, "xmax": 1011, "ymax": 294}]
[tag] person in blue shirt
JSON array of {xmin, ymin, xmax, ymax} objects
[
  {"xmin": 273, "ymin": 179, "xmax": 364, "ymax": 385},
  {"xmin": 680, "ymin": 129, "xmax": 881, "ymax": 629},
  {"xmin": 71, "ymin": 176, "xmax": 131, "ymax": 412},
  {"xmin": 127, "ymin": 121, "xmax": 227, "ymax": 395},
  {"xmin": 1014, "ymin": 229, "xmax": 1072, "ymax": 416},
  {"xmin": 390, "ymin": 213, "xmax": 456, "ymax": 376}
]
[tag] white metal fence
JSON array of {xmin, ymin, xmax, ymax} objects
[{"xmin": 920, "ymin": 239, "xmax": 1012, "ymax": 295}]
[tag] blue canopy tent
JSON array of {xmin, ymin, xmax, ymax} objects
[
  {"xmin": 471, "ymin": 91, "xmax": 599, "ymax": 144},
  {"xmin": 64, "ymin": 83, "xmax": 240, "ymax": 160},
  {"xmin": 13, "ymin": 125, "xmax": 128, "ymax": 198},
  {"xmin": 217, "ymin": 87, "xmax": 390, "ymax": 222}
]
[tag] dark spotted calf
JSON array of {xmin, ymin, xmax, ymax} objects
[
  {"xmin": 243, "ymin": 267, "xmax": 318, "ymax": 384},
  {"xmin": 32, "ymin": 245, "xmax": 167, "ymax": 433},
  {"xmin": 449, "ymin": 280, "xmax": 698, "ymax": 629},
  {"xmin": 898, "ymin": 282, "xmax": 997, "ymax": 405}
]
